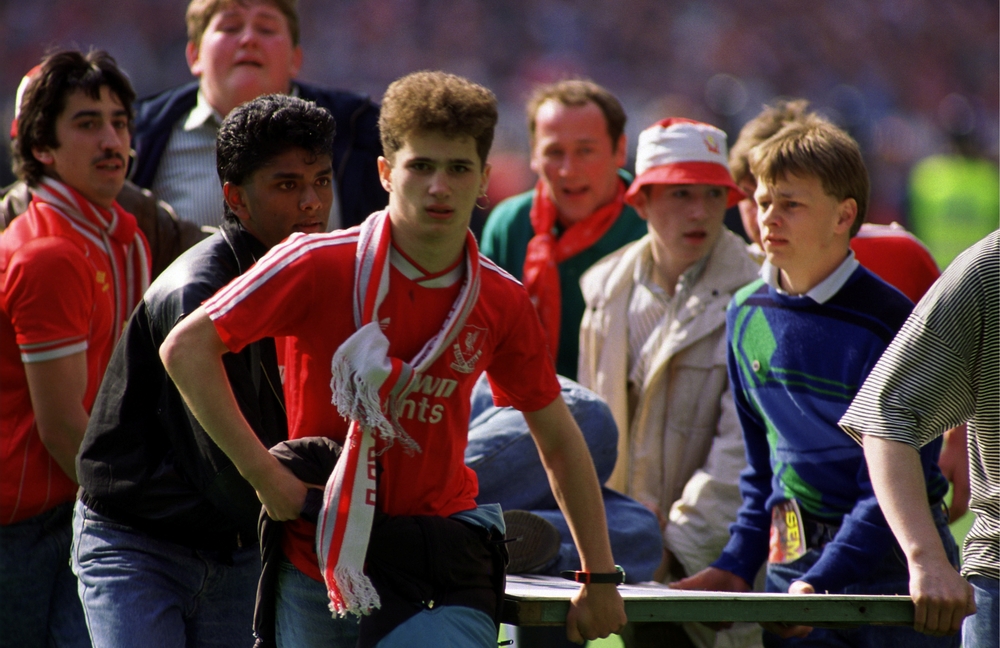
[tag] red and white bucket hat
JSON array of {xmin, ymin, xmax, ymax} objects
[{"xmin": 625, "ymin": 117, "xmax": 744, "ymax": 208}]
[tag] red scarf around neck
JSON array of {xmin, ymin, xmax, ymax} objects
[
  {"xmin": 320, "ymin": 210, "xmax": 481, "ymax": 617},
  {"xmin": 32, "ymin": 177, "xmax": 150, "ymax": 343},
  {"xmin": 523, "ymin": 178, "xmax": 626, "ymax": 360}
]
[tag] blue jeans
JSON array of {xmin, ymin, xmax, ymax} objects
[
  {"xmin": 273, "ymin": 559, "xmax": 360, "ymax": 648},
  {"xmin": 275, "ymin": 506, "xmax": 502, "ymax": 647},
  {"xmin": 71, "ymin": 500, "xmax": 260, "ymax": 648},
  {"xmin": 964, "ymin": 576, "xmax": 998, "ymax": 648},
  {"xmin": 763, "ymin": 505, "xmax": 960, "ymax": 648},
  {"xmin": 275, "ymin": 562, "xmax": 494, "ymax": 648},
  {"xmin": 466, "ymin": 374, "xmax": 662, "ymax": 582},
  {"xmin": 0, "ymin": 501, "xmax": 90, "ymax": 648}
]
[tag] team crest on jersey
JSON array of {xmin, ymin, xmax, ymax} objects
[{"xmin": 450, "ymin": 324, "xmax": 487, "ymax": 374}]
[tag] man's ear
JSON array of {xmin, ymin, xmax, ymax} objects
[
  {"xmin": 223, "ymin": 182, "xmax": 250, "ymax": 222},
  {"xmin": 834, "ymin": 197, "xmax": 858, "ymax": 235},
  {"xmin": 631, "ymin": 186, "xmax": 650, "ymax": 221},
  {"xmin": 289, "ymin": 45, "xmax": 303, "ymax": 79},
  {"xmin": 613, "ymin": 133, "xmax": 627, "ymax": 167},
  {"xmin": 377, "ymin": 156, "xmax": 392, "ymax": 193},
  {"xmin": 528, "ymin": 141, "xmax": 542, "ymax": 177},
  {"xmin": 186, "ymin": 41, "xmax": 203, "ymax": 77},
  {"xmin": 479, "ymin": 163, "xmax": 492, "ymax": 197},
  {"xmin": 32, "ymin": 148, "xmax": 54, "ymax": 166}
]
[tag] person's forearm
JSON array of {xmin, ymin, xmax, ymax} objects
[
  {"xmin": 864, "ymin": 435, "xmax": 974, "ymax": 635},
  {"xmin": 523, "ymin": 397, "xmax": 627, "ymax": 641},
  {"xmin": 162, "ymin": 309, "xmax": 306, "ymax": 521},
  {"xmin": 25, "ymin": 352, "xmax": 90, "ymax": 483},
  {"xmin": 161, "ymin": 310, "xmax": 275, "ymax": 489},
  {"xmin": 547, "ymin": 444, "xmax": 616, "ymax": 572},
  {"xmin": 36, "ymin": 412, "xmax": 86, "ymax": 482},
  {"xmin": 716, "ymin": 407, "xmax": 774, "ymax": 585},
  {"xmin": 863, "ymin": 436, "xmax": 949, "ymax": 569}
]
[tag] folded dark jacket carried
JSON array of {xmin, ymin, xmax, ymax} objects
[{"xmin": 253, "ymin": 437, "xmax": 507, "ymax": 648}]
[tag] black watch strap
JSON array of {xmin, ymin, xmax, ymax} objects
[{"xmin": 559, "ymin": 565, "xmax": 626, "ymax": 585}]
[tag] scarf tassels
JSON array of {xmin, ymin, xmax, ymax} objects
[{"xmin": 319, "ymin": 210, "xmax": 480, "ymax": 617}]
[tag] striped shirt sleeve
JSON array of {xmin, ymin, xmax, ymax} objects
[
  {"xmin": 5, "ymin": 238, "xmax": 93, "ymax": 363},
  {"xmin": 840, "ymin": 315, "xmax": 972, "ymax": 449},
  {"xmin": 840, "ymin": 231, "xmax": 999, "ymax": 581},
  {"xmin": 840, "ymin": 231, "xmax": 998, "ymax": 450}
]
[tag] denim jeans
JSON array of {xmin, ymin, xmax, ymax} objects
[
  {"xmin": 763, "ymin": 505, "xmax": 960, "ymax": 648},
  {"xmin": 275, "ymin": 561, "xmax": 495, "ymax": 648},
  {"xmin": 0, "ymin": 501, "xmax": 90, "ymax": 648},
  {"xmin": 71, "ymin": 500, "xmax": 260, "ymax": 648},
  {"xmin": 273, "ymin": 559, "xmax": 360, "ymax": 648},
  {"xmin": 964, "ymin": 576, "xmax": 998, "ymax": 648},
  {"xmin": 466, "ymin": 374, "xmax": 662, "ymax": 582},
  {"xmin": 274, "ymin": 505, "xmax": 502, "ymax": 647}
]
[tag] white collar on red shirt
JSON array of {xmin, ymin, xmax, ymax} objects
[
  {"xmin": 389, "ymin": 244, "xmax": 465, "ymax": 288},
  {"xmin": 32, "ymin": 176, "xmax": 150, "ymax": 341}
]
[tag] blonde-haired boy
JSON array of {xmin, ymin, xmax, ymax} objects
[{"xmin": 675, "ymin": 120, "xmax": 959, "ymax": 648}]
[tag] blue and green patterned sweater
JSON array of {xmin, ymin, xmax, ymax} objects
[{"xmin": 712, "ymin": 266, "xmax": 950, "ymax": 592}]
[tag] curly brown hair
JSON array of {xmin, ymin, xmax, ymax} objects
[{"xmin": 379, "ymin": 71, "xmax": 498, "ymax": 166}]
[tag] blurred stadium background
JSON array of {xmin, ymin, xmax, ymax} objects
[
  {"xmin": 1, "ymin": 0, "xmax": 997, "ymax": 236},
  {"xmin": 1, "ymin": 2, "xmax": 992, "ymax": 644}
]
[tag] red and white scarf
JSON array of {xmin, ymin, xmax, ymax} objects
[
  {"xmin": 317, "ymin": 209, "xmax": 481, "ymax": 617},
  {"xmin": 32, "ymin": 176, "xmax": 150, "ymax": 341},
  {"xmin": 523, "ymin": 178, "xmax": 626, "ymax": 358}
]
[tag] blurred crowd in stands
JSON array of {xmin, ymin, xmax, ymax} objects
[{"xmin": 1, "ymin": 0, "xmax": 997, "ymax": 230}]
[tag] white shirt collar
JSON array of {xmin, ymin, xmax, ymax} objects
[
  {"xmin": 389, "ymin": 246, "xmax": 464, "ymax": 288},
  {"xmin": 184, "ymin": 84, "xmax": 301, "ymax": 132},
  {"xmin": 183, "ymin": 90, "xmax": 225, "ymax": 131},
  {"xmin": 760, "ymin": 250, "xmax": 859, "ymax": 304}
]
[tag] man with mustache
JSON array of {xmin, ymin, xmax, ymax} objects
[
  {"xmin": 72, "ymin": 94, "xmax": 336, "ymax": 648},
  {"xmin": 0, "ymin": 49, "xmax": 151, "ymax": 648},
  {"xmin": 2, "ymin": 67, "xmax": 203, "ymax": 279},
  {"xmin": 130, "ymin": 0, "xmax": 386, "ymax": 231}
]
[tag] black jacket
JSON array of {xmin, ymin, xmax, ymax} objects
[
  {"xmin": 129, "ymin": 81, "xmax": 387, "ymax": 229},
  {"xmin": 255, "ymin": 438, "xmax": 507, "ymax": 648},
  {"xmin": 77, "ymin": 220, "xmax": 287, "ymax": 549}
]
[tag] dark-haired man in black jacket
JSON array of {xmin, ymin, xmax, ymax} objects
[{"xmin": 73, "ymin": 94, "xmax": 343, "ymax": 648}]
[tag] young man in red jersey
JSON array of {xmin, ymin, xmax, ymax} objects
[{"xmin": 162, "ymin": 71, "xmax": 626, "ymax": 647}]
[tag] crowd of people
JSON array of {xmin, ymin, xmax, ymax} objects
[
  {"xmin": 0, "ymin": 2, "xmax": 996, "ymax": 648},
  {"xmin": 1, "ymin": 0, "xmax": 997, "ymax": 225}
]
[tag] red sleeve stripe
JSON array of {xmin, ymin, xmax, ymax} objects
[
  {"xmin": 206, "ymin": 231, "xmax": 358, "ymax": 320},
  {"xmin": 479, "ymin": 256, "xmax": 524, "ymax": 287}
]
